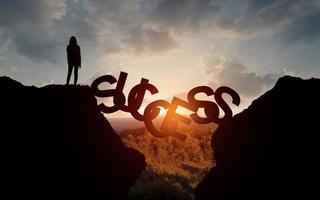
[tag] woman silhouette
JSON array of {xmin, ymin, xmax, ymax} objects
[{"xmin": 66, "ymin": 36, "xmax": 81, "ymax": 85}]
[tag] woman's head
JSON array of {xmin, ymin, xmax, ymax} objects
[{"xmin": 69, "ymin": 36, "xmax": 77, "ymax": 46}]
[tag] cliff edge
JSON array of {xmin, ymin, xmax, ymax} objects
[
  {"xmin": 196, "ymin": 76, "xmax": 320, "ymax": 199},
  {"xmin": 0, "ymin": 77, "xmax": 146, "ymax": 199}
]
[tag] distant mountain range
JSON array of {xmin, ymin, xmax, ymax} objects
[{"xmin": 108, "ymin": 117, "xmax": 145, "ymax": 133}]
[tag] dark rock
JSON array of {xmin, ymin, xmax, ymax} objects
[
  {"xmin": 0, "ymin": 77, "xmax": 146, "ymax": 199},
  {"xmin": 196, "ymin": 76, "xmax": 320, "ymax": 199}
]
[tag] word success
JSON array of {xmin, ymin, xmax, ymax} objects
[{"xmin": 91, "ymin": 72, "xmax": 240, "ymax": 140}]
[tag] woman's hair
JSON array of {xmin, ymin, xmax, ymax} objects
[{"xmin": 69, "ymin": 36, "xmax": 77, "ymax": 46}]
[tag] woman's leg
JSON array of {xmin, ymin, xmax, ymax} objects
[
  {"xmin": 74, "ymin": 66, "xmax": 78, "ymax": 85},
  {"xmin": 66, "ymin": 64, "xmax": 73, "ymax": 85}
]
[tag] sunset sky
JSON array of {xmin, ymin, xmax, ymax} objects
[{"xmin": 1, "ymin": 0, "xmax": 320, "ymax": 117}]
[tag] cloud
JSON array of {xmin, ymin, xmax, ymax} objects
[
  {"xmin": 11, "ymin": 31, "xmax": 63, "ymax": 63},
  {"xmin": 58, "ymin": 19, "xmax": 98, "ymax": 46},
  {"xmin": 215, "ymin": 0, "xmax": 320, "ymax": 43},
  {"xmin": 147, "ymin": 0, "xmax": 219, "ymax": 31},
  {"xmin": 75, "ymin": 0, "xmax": 179, "ymax": 56},
  {"xmin": 145, "ymin": 0, "xmax": 320, "ymax": 44},
  {"xmin": 0, "ymin": 33, "xmax": 9, "ymax": 56},
  {"xmin": 0, "ymin": 65, "xmax": 17, "ymax": 76},
  {"xmin": 274, "ymin": 10, "xmax": 320, "ymax": 44},
  {"xmin": 202, "ymin": 50, "xmax": 279, "ymax": 98},
  {"xmin": 123, "ymin": 27, "xmax": 178, "ymax": 55},
  {"xmin": 0, "ymin": 0, "xmax": 66, "ymax": 28},
  {"xmin": 81, "ymin": 0, "xmax": 141, "ymax": 26},
  {"xmin": 85, "ymin": 66, "xmax": 127, "ymax": 85},
  {"xmin": 0, "ymin": 0, "xmax": 67, "ymax": 63},
  {"xmin": 1, "ymin": 0, "xmax": 320, "ymax": 68}
]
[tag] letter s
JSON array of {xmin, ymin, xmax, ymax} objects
[
  {"xmin": 214, "ymin": 86, "xmax": 240, "ymax": 122},
  {"xmin": 187, "ymin": 86, "xmax": 220, "ymax": 124},
  {"xmin": 91, "ymin": 72, "xmax": 128, "ymax": 113}
]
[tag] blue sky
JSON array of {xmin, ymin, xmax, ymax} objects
[{"xmin": 1, "ymin": 0, "xmax": 320, "ymax": 114}]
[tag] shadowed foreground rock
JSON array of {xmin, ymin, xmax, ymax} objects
[
  {"xmin": 196, "ymin": 76, "xmax": 320, "ymax": 199},
  {"xmin": 0, "ymin": 77, "xmax": 146, "ymax": 199}
]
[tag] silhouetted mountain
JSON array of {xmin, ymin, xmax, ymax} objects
[
  {"xmin": 196, "ymin": 76, "xmax": 320, "ymax": 199},
  {"xmin": 0, "ymin": 77, "xmax": 146, "ymax": 199}
]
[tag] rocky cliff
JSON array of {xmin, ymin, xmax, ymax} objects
[
  {"xmin": 0, "ymin": 77, "xmax": 146, "ymax": 199},
  {"xmin": 196, "ymin": 76, "xmax": 320, "ymax": 199}
]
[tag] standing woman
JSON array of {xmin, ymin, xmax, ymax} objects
[{"xmin": 66, "ymin": 36, "xmax": 81, "ymax": 85}]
